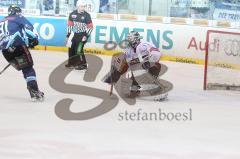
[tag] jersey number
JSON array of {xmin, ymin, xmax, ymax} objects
[{"xmin": 0, "ymin": 21, "xmax": 8, "ymax": 39}]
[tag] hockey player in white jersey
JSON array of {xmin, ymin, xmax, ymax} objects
[
  {"xmin": 124, "ymin": 31, "xmax": 162, "ymax": 76},
  {"xmin": 103, "ymin": 31, "xmax": 167, "ymax": 100}
]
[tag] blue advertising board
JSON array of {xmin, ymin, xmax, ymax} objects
[
  {"xmin": 27, "ymin": 16, "xmax": 67, "ymax": 46},
  {"xmin": 0, "ymin": 15, "xmax": 173, "ymax": 50},
  {"xmin": 0, "ymin": 15, "xmax": 67, "ymax": 46}
]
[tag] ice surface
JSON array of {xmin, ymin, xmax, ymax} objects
[{"xmin": 0, "ymin": 50, "xmax": 240, "ymax": 159}]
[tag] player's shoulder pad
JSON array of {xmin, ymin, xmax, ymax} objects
[
  {"xmin": 139, "ymin": 41, "xmax": 158, "ymax": 51},
  {"xmin": 140, "ymin": 41, "xmax": 154, "ymax": 46},
  {"xmin": 137, "ymin": 41, "xmax": 149, "ymax": 52},
  {"xmin": 15, "ymin": 14, "xmax": 25, "ymax": 20},
  {"xmin": 5, "ymin": 15, "xmax": 16, "ymax": 21},
  {"xmin": 15, "ymin": 15, "xmax": 27, "ymax": 23}
]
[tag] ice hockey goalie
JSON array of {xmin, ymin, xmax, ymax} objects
[{"xmin": 103, "ymin": 31, "xmax": 173, "ymax": 101}]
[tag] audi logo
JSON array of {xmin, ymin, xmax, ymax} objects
[{"xmin": 224, "ymin": 39, "xmax": 240, "ymax": 56}]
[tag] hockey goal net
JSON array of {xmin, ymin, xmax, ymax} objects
[{"xmin": 204, "ymin": 30, "xmax": 240, "ymax": 90}]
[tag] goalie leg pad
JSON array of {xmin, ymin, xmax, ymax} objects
[{"xmin": 102, "ymin": 67, "xmax": 121, "ymax": 84}]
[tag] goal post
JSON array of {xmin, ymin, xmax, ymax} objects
[{"xmin": 204, "ymin": 30, "xmax": 240, "ymax": 91}]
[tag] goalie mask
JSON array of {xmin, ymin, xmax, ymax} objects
[
  {"xmin": 127, "ymin": 31, "xmax": 141, "ymax": 48},
  {"xmin": 8, "ymin": 5, "xmax": 22, "ymax": 16}
]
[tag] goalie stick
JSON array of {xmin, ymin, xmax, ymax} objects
[
  {"xmin": 0, "ymin": 64, "xmax": 11, "ymax": 75},
  {"xmin": 110, "ymin": 83, "xmax": 113, "ymax": 96},
  {"xmin": 109, "ymin": 65, "xmax": 114, "ymax": 96}
]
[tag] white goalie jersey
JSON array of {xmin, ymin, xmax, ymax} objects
[
  {"xmin": 123, "ymin": 41, "xmax": 162, "ymax": 70},
  {"xmin": 103, "ymin": 40, "xmax": 170, "ymax": 101}
]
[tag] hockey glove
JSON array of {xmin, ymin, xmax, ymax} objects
[
  {"xmin": 8, "ymin": 47, "xmax": 16, "ymax": 53},
  {"xmin": 142, "ymin": 55, "xmax": 151, "ymax": 70},
  {"xmin": 148, "ymin": 63, "xmax": 161, "ymax": 78},
  {"xmin": 28, "ymin": 38, "xmax": 39, "ymax": 48},
  {"xmin": 82, "ymin": 36, "xmax": 88, "ymax": 42},
  {"xmin": 142, "ymin": 61, "xmax": 151, "ymax": 70}
]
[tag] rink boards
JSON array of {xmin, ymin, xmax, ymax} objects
[{"xmin": 0, "ymin": 15, "xmax": 240, "ymax": 65}]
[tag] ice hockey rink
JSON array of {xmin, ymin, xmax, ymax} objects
[{"xmin": 0, "ymin": 50, "xmax": 240, "ymax": 159}]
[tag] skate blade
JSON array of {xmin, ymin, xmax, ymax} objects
[
  {"xmin": 30, "ymin": 97, "xmax": 45, "ymax": 102},
  {"xmin": 65, "ymin": 66, "xmax": 75, "ymax": 69},
  {"xmin": 153, "ymin": 93, "xmax": 168, "ymax": 102},
  {"xmin": 128, "ymin": 90, "xmax": 141, "ymax": 98},
  {"xmin": 138, "ymin": 93, "xmax": 168, "ymax": 102},
  {"xmin": 74, "ymin": 68, "xmax": 87, "ymax": 71}
]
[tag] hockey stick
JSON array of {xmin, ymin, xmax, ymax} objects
[
  {"xmin": 109, "ymin": 65, "xmax": 114, "ymax": 96},
  {"xmin": 109, "ymin": 83, "xmax": 113, "ymax": 96},
  {"xmin": 0, "ymin": 64, "xmax": 11, "ymax": 75}
]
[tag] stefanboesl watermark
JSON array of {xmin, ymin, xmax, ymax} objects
[
  {"xmin": 49, "ymin": 40, "xmax": 173, "ymax": 121},
  {"xmin": 49, "ymin": 54, "xmax": 173, "ymax": 121},
  {"xmin": 118, "ymin": 108, "xmax": 192, "ymax": 122}
]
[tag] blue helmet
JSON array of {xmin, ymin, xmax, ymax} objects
[{"xmin": 8, "ymin": 5, "xmax": 22, "ymax": 16}]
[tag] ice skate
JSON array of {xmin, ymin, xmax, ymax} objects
[
  {"xmin": 75, "ymin": 64, "xmax": 87, "ymax": 70},
  {"xmin": 128, "ymin": 84, "xmax": 141, "ymax": 98},
  {"xmin": 65, "ymin": 63, "xmax": 75, "ymax": 69},
  {"xmin": 28, "ymin": 86, "xmax": 45, "ymax": 102}
]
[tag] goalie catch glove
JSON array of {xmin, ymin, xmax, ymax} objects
[
  {"xmin": 148, "ymin": 63, "xmax": 161, "ymax": 78},
  {"xmin": 141, "ymin": 55, "xmax": 161, "ymax": 78},
  {"xmin": 142, "ymin": 61, "xmax": 161, "ymax": 78}
]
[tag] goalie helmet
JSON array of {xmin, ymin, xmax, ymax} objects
[
  {"xmin": 8, "ymin": 5, "xmax": 22, "ymax": 16},
  {"xmin": 127, "ymin": 31, "xmax": 141, "ymax": 48}
]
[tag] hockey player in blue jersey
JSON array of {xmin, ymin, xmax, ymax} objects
[{"xmin": 0, "ymin": 5, "xmax": 44, "ymax": 101}]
